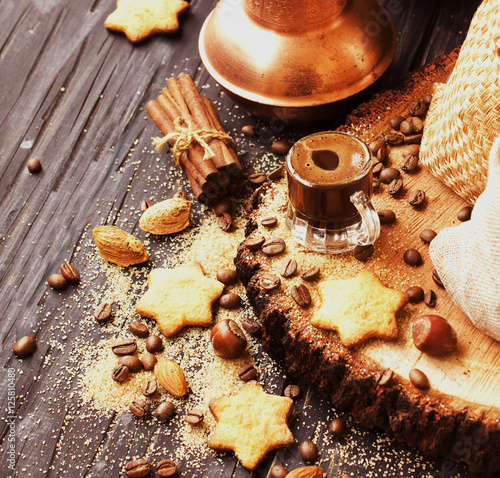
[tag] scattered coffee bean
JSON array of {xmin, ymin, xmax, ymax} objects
[
  {"xmin": 372, "ymin": 178, "xmax": 381, "ymax": 191},
  {"xmin": 48, "ymin": 273, "xmax": 67, "ymax": 290},
  {"xmin": 112, "ymin": 364, "xmax": 129, "ymax": 382},
  {"xmin": 157, "ymin": 459, "xmax": 177, "ymax": 477},
  {"xmin": 270, "ymin": 464, "xmax": 289, "ymax": 478},
  {"xmin": 457, "ymin": 205, "xmax": 473, "ymax": 222},
  {"xmin": 299, "ymin": 440, "xmax": 318, "ymax": 462},
  {"xmin": 409, "ymin": 368, "xmax": 430, "ymax": 389},
  {"xmin": 13, "ymin": 336, "xmax": 36, "ymax": 358},
  {"xmin": 261, "ymin": 237, "xmax": 286, "ymax": 256},
  {"xmin": 141, "ymin": 353, "xmax": 157, "ymax": 371},
  {"xmin": 130, "ymin": 399, "xmax": 149, "ymax": 418},
  {"xmin": 328, "ymin": 418, "xmax": 347, "ymax": 437},
  {"xmin": 291, "ymin": 284, "xmax": 311, "ymax": 308},
  {"xmin": 119, "ymin": 355, "xmax": 144, "ymax": 373},
  {"xmin": 27, "ymin": 158, "xmax": 42, "ymax": 173},
  {"xmin": 217, "ymin": 212, "xmax": 232, "ymax": 232},
  {"xmin": 155, "ymin": 401, "xmax": 176, "ymax": 421},
  {"xmin": 124, "ymin": 458, "xmax": 151, "ymax": 478},
  {"xmin": 389, "ymin": 115, "xmax": 405, "ymax": 129},
  {"xmin": 241, "ymin": 318, "xmax": 261, "ymax": 336},
  {"xmin": 242, "ymin": 124, "xmax": 258, "ymax": 137},
  {"xmin": 378, "ymin": 209, "xmax": 396, "ymax": 225},
  {"xmin": 353, "ymin": 244, "xmax": 374, "ymax": 262},
  {"xmin": 112, "ymin": 338, "xmax": 137, "ymax": 356},
  {"xmin": 410, "ymin": 116, "xmax": 424, "ymax": 133},
  {"xmin": 140, "ymin": 200, "xmax": 154, "ymax": 212},
  {"xmin": 60, "ymin": 263, "xmax": 79, "ymax": 282},
  {"xmin": 403, "ymin": 133, "xmax": 422, "ymax": 145},
  {"xmin": 379, "ymin": 167, "xmax": 400, "ymax": 184},
  {"xmin": 271, "ymin": 139, "xmax": 293, "ymax": 155},
  {"xmin": 142, "ymin": 379, "xmax": 158, "ymax": 397},
  {"xmin": 432, "ymin": 269, "xmax": 445, "ymax": 289},
  {"xmin": 219, "ymin": 293, "xmax": 241, "ymax": 309},
  {"xmin": 238, "ymin": 363, "xmax": 258, "ymax": 381},
  {"xmin": 376, "ymin": 143, "xmax": 388, "ymax": 164},
  {"xmin": 399, "ymin": 119, "xmax": 415, "ymax": 135},
  {"xmin": 388, "ymin": 178, "xmax": 404, "ymax": 196},
  {"xmin": 420, "ymin": 229, "xmax": 437, "ymax": 244},
  {"xmin": 261, "ymin": 216, "xmax": 278, "ymax": 228},
  {"xmin": 424, "ymin": 289, "xmax": 437, "ymax": 308},
  {"xmin": 185, "ymin": 409, "xmax": 204, "ymax": 425},
  {"xmin": 375, "ymin": 368, "xmax": 394, "ymax": 386},
  {"xmin": 129, "ymin": 321, "xmax": 149, "ymax": 338},
  {"xmin": 403, "ymin": 144, "xmax": 420, "ymax": 157},
  {"xmin": 284, "ymin": 384, "xmax": 301, "ymax": 400},
  {"xmin": 279, "ymin": 258, "xmax": 298, "ymax": 278},
  {"xmin": 381, "ymin": 131, "xmax": 404, "ymax": 145},
  {"xmin": 400, "ymin": 154, "xmax": 419, "ymax": 173},
  {"xmin": 406, "ymin": 286, "xmax": 424, "ymax": 303},
  {"xmin": 146, "ymin": 335, "xmax": 163, "ymax": 353},
  {"xmin": 246, "ymin": 235, "xmax": 265, "ymax": 251},
  {"xmin": 403, "ymin": 249, "xmax": 422, "ymax": 266},
  {"xmin": 94, "ymin": 302, "xmax": 112, "ymax": 323},
  {"xmin": 214, "ymin": 199, "xmax": 232, "ymax": 216},
  {"xmin": 368, "ymin": 138, "xmax": 386, "ymax": 155},
  {"xmin": 372, "ymin": 161, "xmax": 384, "ymax": 176},
  {"xmin": 173, "ymin": 190, "xmax": 187, "ymax": 200},
  {"xmin": 216, "ymin": 268, "xmax": 238, "ymax": 285},
  {"xmin": 248, "ymin": 172, "xmax": 267, "ymax": 186},
  {"xmin": 259, "ymin": 273, "xmax": 281, "ymax": 291},
  {"xmin": 409, "ymin": 100, "xmax": 428, "ymax": 118},
  {"xmin": 408, "ymin": 189, "xmax": 426, "ymax": 209},
  {"xmin": 244, "ymin": 202, "xmax": 253, "ymax": 214},
  {"xmin": 267, "ymin": 166, "xmax": 284, "ymax": 181},
  {"xmin": 300, "ymin": 266, "xmax": 320, "ymax": 281}
]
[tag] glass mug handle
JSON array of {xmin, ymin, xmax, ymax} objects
[{"xmin": 350, "ymin": 191, "xmax": 380, "ymax": 246}]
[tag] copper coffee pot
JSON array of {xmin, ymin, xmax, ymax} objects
[{"xmin": 199, "ymin": 0, "xmax": 397, "ymax": 124}]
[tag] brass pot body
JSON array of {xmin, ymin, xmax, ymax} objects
[{"xmin": 199, "ymin": 0, "xmax": 397, "ymax": 124}]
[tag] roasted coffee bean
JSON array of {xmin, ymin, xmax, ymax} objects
[
  {"xmin": 13, "ymin": 336, "xmax": 36, "ymax": 358},
  {"xmin": 368, "ymin": 138, "xmax": 386, "ymax": 154},
  {"xmin": 259, "ymin": 273, "xmax": 281, "ymax": 291},
  {"xmin": 216, "ymin": 268, "xmax": 238, "ymax": 285},
  {"xmin": 248, "ymin": 172, "xmax": 267, "ymax": 186},
  {"xmin": 140, "ymin": 200, "xmax": 154, "ymax": 213},
  {"xmin": 146, "ymin": 335, "xmax": 163, "ymax": 353},
  {"xmin": 409, "ymin": 100, "xmax": 428, "ymax": 118},
  {"xmin": 410, "ymin": 116, "xmax": 424, "ymax": 133},
  {"xmin": 157, "ymin": 459, "xmax": 177, "ymax": 477},
  {"xmin": 217, "ymin": 212, "xmax": 232, "ymax": 232},
  {"xmin": 214, "ymin": 199, "xmax": 232, "ymax": 216},
  {"xmin": 155, "ymin": 401, "xmax": 176, "ymax": 421},
  {"xmin": 112, "ymin": 338, "xmax": 137, "ymax": 356},
  {"xmin": 241, "ymin": 318, "xmax": 261, "ymax": 336},
  {"xmin": 353, "ymin": 244, "xmax": 374, "ymax": 262},
  {"xmin": 378, "ymin": 209, "xmax": 396, "ymax": 225},
  {"xmin": 271, "ymin": 140, "xmax": 293, "ymax": 155},
  {"xmin": 372, "ymin": 178, "xmax": 381, "ymax": 191},
  {"xmin": 381, "ymin": 132, "xmax": 404, "ymax": 145},
  {"xmin": 267, "ymin": 166, "xmax": 284, "ymax": 181},
  {"xmin": 372, "ymin": 161, "xmax": 384, "ymax": 176},
  {"xmin": 119, "ymin": 355, "xmax": 144, "ymax": 373},
  {"xmin": 244, "ymin": 202, "xmax": 253, "ymax": 214},
  {"xmin": 409, "ymin": 368, "xmax": 430, "ymax": 389},
  {"xmin": 420, "ymin": 229, "xmax": 437, "ymax": 244},
  {"xmin": 403, "ymin": 133, "xmax": 422, "ymax": 145},
  {"xmin": 291, "ymin": 284, "xmax": 311, "ymax": 308},
  {"xmin": 242, "ymin": 124, "xmax": 258, "ymax": 137},
  {"xmin": 408, "ymin": 189, "xmax": 426, "ymax": 209},
  {"xmin": 94, "ymin": 302, "xmax": 112, "ymax": 323},
  {"xmin": 185, "ymin": 409, "xmax": 204, "ymax": 425},
  {"xmin": 406, "ymin": 286, "xmax": 424, "ymax": 303},
  {"xmin": 279, "ymin": 258, "xmax": 298, "ymax": 278},
  {"xmin": 379, "ymin": 167, "xmax": 400, "ymax": 184},
  {"xmin": 403, "ymin": 249, "xmax": 422, "ymax": 266},
  {"xmin": 261, "ymin": 216, "xmax": 278, "ymax": 228},
  {"xmin": 270, "ymin": 465, "xmax": 289, "ymax": 478},
  {"xmin": 219, "ymin": 293, "xmax": 241, "ymax": 309},
  {"xmin": 141, "ymin": 353, "xmax": 157, "ymax": 371},
  {"xmin": 424, "ymin": 289, "xmax": 437, "ymax": 308},
  {"xmin": 402, "ymin": 144, "xmax": 420, "ymax": 157},
  {"xmin": 388, "ymin": 178, "xmax": 404, "ymax": 196},
  {"xmin": 129, "ymin": 321, "xmax": 149, "ymax": 338},
  {"xmin": 261, "ymin": 237, "xmax": 286, "ymax": 256},
  {"xmin": 432, "ymin": 269, "xmax": 445, "ymax": 289},
  {"xmin": 112, "ymin": 364, "xmax": 129, "ymax": 382},
  {"xmin": 173, "ymin": 190, "xmax": 188, "ymax": 200},
  {"xmin": 457, "ymin": 205, "xmax": 473, "ymax": 222},
  {"xmin": 142, "ymin": 379, "xmax": 157, "ymax": 397},
  {"xmin": 238, "ymin": 363, "xmax": 258, "ymax": 381},
  {"xmin": 389, "ymin": 115, "xmax": 405, "ymax": 129},
  {"xmin": 399, "ymin": 119, "xmax": 415, "ymax": 135},
  {"xmin": 375, "ymin": 368, "xmax": 394, "ymax": 386},
  {"xmin": 376, "ymin": 143, "xmax": 388, "ymax": 164},
  {"xmin": 27, "ymin": 158, "xmax": 42, "ymax": 173},
  {"xmin": 400, "ymin": 154, "xmax": 419, "ymax": 173},
  {"xmin": 48, "ymin": 273, "xmax": 67, "ymax": 290},
  {"xmin": 300, "ymin": 266, "xmax": 320, "ymax": 281},
  {"xmin": 60, "ymin": 263, "xmax": 79, "ymax": 282},
  {"xmin": 328, "ymin": 418, "xmax": 347, "ymax": 437},
  {"xmin": 130, "ymin": 399, "xmax": 149, "ymax": 418},
  {"xmin": 299, "ymin": 440, "xmax": 318, "ymax": 462},
  {"xmin": 245, "ymin": 235, "xmax": 265, "ymax": 251},
  {"xmin": 284, "ymin": 384, "xmax": 301, "ymax": 400},
  {"xmin": 124, "ymin": 458, "xmax": 151, "ymax": 478}
]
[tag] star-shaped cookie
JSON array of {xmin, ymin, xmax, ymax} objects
[
  {"xmin": 311, "ymin": 270, "xmax": 409, "ymax": 347},
  {"xmin": 104, "ymin": 0, "xmax": 189, "ymax": 43},
  {"xmin": 136, "ymin": 262, "xmax": 224, "ymax": 337},
  {"xmin": 209, "ymin": 381, "xmax": 294, "ymax": 470}
]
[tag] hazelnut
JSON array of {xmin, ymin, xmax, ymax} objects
[
  {"xmin": 210, "ymin": 319, "xmax": 247, "ymax": 359},
  {"xmin": 412, "ymin": 315, "xmax": 457, "ymax": 356}
]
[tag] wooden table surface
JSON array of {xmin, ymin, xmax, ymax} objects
[{"xmin": 0, "ymin": 1, "xmax": 487, "ymax": 477}]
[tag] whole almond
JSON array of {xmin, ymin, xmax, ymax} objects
[
  {"xmin": 139, "ymin": 197, "xmax": 192, "ymax": 235},
  {"xmin": 285, "ymin": 466, "xmax": 324, "ymax": 478},
  {"xmin": 92, "ymin": 226, "xmax": 149, "ymax": 267},
  {"xmin": 154, "ymin": 359, "xmax": 188, "ymax": 397}
]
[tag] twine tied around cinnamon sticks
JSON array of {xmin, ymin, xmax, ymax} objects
[{"xmin": 152, "ymin": 116, "xmax": 235, "ymax": 167}]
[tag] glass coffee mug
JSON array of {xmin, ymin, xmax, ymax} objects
[{"xmin": 285, "ymin": 131, "xmax": 380, "ymax": 254}]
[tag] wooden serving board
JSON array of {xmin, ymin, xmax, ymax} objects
[{"xmin": 236, "ymin": 51, "xmax": 500, "ymax": 474}]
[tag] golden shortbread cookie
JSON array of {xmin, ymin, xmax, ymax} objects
[
  {"xmin": 209, "ymin": 381, "xmax": 294, "ymax": 470},
  {"xmin": 135, "ymin": 262, "xmax": 224, "ymax": 337},
  {"xmin": 104, "ymin": 0, "xmax": 189, "ymax": 43},
  {"xmin": 311, "ymin": 270, "xmax": 409, "ymax": 347}
]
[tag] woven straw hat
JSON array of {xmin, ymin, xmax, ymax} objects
[{"xmin": 420, "ymin": 0, "xmax": 500, "ymax": 203}]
